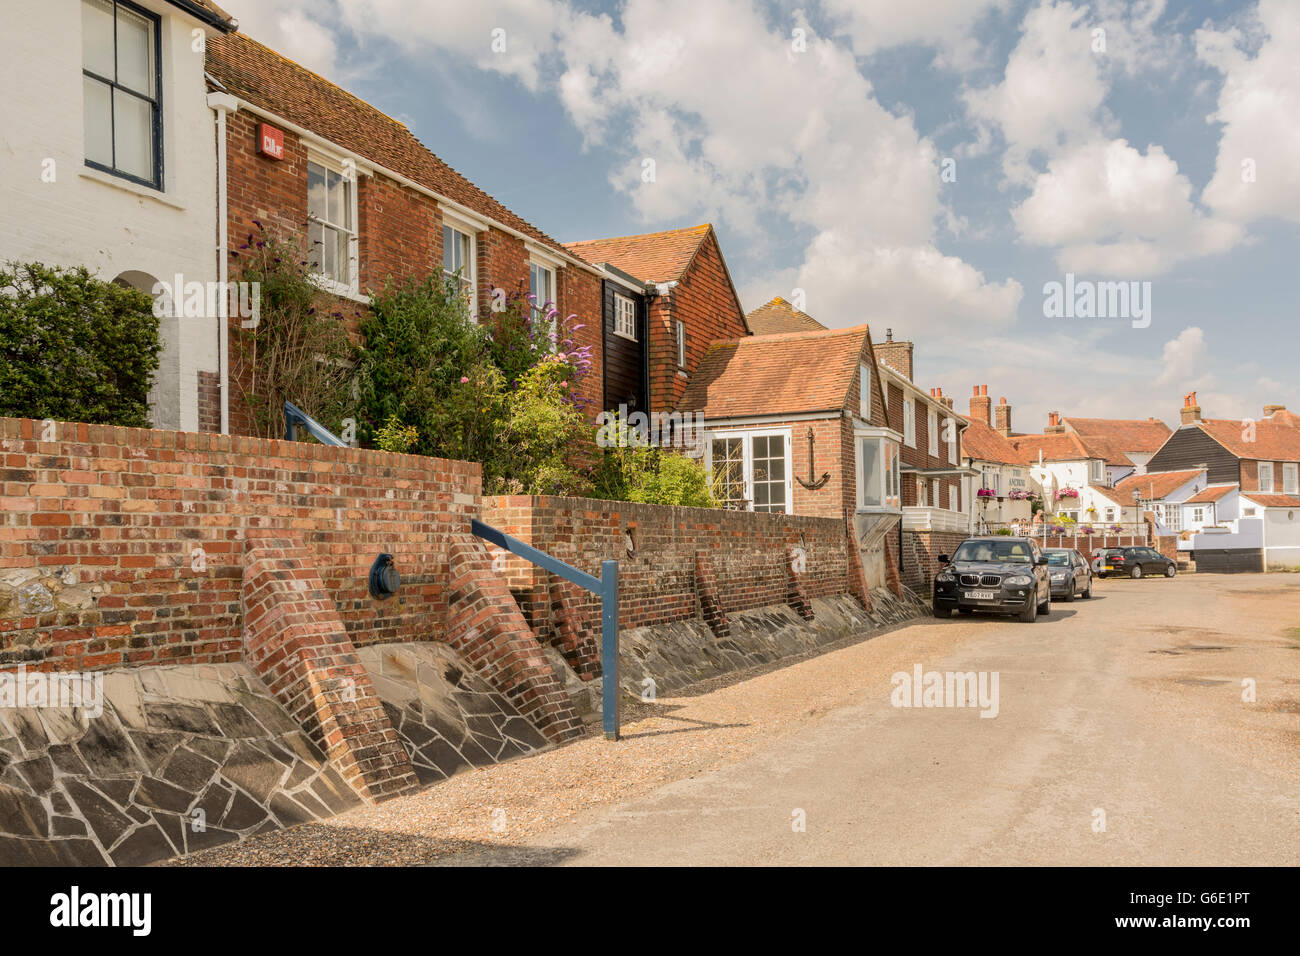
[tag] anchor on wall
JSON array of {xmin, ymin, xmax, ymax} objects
[{"xmin": 796, "ymin": 426, "xmax": 830, "ymax": 490}]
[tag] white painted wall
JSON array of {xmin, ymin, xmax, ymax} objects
[
  {"xmin": 0, "ymin": 0, "xmax": 221, "ymax": 431},
  {"xmin": 1263, "ymin": 506, "xmax": 1300, "ymax": 569}
]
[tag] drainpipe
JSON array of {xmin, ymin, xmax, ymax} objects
[{"xmin": 207, "ymin": 92, "xmax": 239, "ymax": 435}]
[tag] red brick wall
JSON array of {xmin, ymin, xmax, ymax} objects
[
  {"xmin": 223, "ymin": 112, "xmax": 608, "ymax": 433},
  {"xmin": 650, "ymin": 232, "xmax": 747, "ymax": 413},
  {"xmin": 0, "ymin": 416, "xmax": 479, "ymax": 673},
  {"xmin": 482, "ymin": 495, "xmax": 866, "ymax": 648}
]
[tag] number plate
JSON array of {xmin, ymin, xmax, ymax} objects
[
  {"xmin": 967, "ymin": 589, "xmax": 997, "ymax": 600},
  {"xmin": 1105, "ymin": 565, "xmax": 1115, "ymax": 571}
]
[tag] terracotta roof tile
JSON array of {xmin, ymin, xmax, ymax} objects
[
  {"xmin": 678, "ymin": 325, "xmax": 871, "ymax": 419},
  {"xmin": 1184, "ymin": 484, "xmax": 1236, "ymax": 504},
  {"xmin": 1112, "ymin": 469, "xmax": 1205, "ymax": 501},
  {"xmin": 205, "ymin": 33, "xmax": 574, "ymax": 260},
  {"xmin": 1194, "ymin": 419, "xmax": 1300, "ymax": 461},
  {"xmin": 746, "ymin": 297, "xmax": 828, "ymax": 336},
  {"xmin": 1240, "ymin": 493, "xmax": 1300, "ymax": 508},
  {"xmin": 1010, "ymin": 432, "xmax": 1098, "ymax": 463},
  {"xmin": 959, "ymin": 418, "xmax": 1026, "ymax": 464},
  {"xmin": 1063, "ymin": 417, "xmax": 1172, "ymax": 453},
  {"xmin": 563, "ymin": 225, "xmax": 713, "ymax": 284}
]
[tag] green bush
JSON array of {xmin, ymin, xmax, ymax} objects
[
  {"xmin": 0, "ymin": 261, "xmax": 160, "ymax": 426},
  {"xmin": 230, "ymin": 227, "xmax": 355, "ymax": 439},
  {"xmin": 355, "ymin": 278, "xmax": 592, "ymax": 495},
  {"xmin": 590, "ymin": 411, "xmax": 718, "ymax": 508}
]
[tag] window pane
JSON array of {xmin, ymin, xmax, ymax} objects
[
  {"xmin": 116, "ymin": 5, "xmax": 154, "ymax": 96},
  {"xmin": 82, "ymin": 0, "xmax": 115, "ymax": 78},
  {"xmin": 307, "ymin": 220, "xmax": 324, "ymax": 274},
  {"xmin": 328, "ymin": 169, "xmax": 348, "ymax": 228},
  {"xmin": 112, "ymin": 88, "xmax": 152, "ymax": 180},
  {"xmin": 308, "ymin": 163, "xmax": 327, "ymax": 220},
  {"xmin": 860, "ymin": 439, "xmax": 880, "ymax": 506},
  {"xmin": 83, "ymin": 76, "xmax": 113, "ymax": 166}
]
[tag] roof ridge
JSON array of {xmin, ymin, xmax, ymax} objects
[{"xmin": 565, "ymin": 223, "xmax": 712, "ymax": 248}]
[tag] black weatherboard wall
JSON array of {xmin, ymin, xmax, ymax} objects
[
  {"xmin": 1146, "ymin": 427, "xmax": 1240, "ymax": 485},
  {"xmin": 602, "ymin": 279, "xmax": 648, "ymax": 413}
]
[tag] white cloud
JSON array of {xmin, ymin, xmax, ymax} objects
[
  {"xmin": 1198, "ymin": 0, "xmax": 1300, "ymax": 225},
  {"xmin": 231, "ymin": 0, "xmax": 342, "ymax": 77},
  {"xmin": 1154, "ymin": 325, "xmax": 1209, "ymax": 387},
  {"xmin": 1014, "ymin": 139, "xmax": 1242, "ymax": 275},
  {"xmin": 822, "ymin": 0, "xmax": 1010, "ymax": 71}
]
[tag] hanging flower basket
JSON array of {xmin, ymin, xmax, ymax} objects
[
  {"xmin": 976, "ymin": 488, "xmax": 997, "ymax": 499},
  {"xmin": 1008, "ymin": 490, "xmax": 1036, "ymax": 500},
  {"xmin": 1055, "ymin": 488, "xmax": 1079, "ymax": 500}
]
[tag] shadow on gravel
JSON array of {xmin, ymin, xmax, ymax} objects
[
  {"xmin": 168, "ymin": 826, "xmax": 584, "ymax": 867},
  {"xmin": 617, "ymin": 714, "xmax": 751, "ymax": 740}
]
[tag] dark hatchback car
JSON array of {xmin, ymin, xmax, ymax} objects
[
  {"xmin": 1100, "ymin": 546, "xmax": 1176, "ymax": 579},
  {"xmin": 933, "ymin": 536, "xmax": 1051, "ymax": 622},
  {"xmin": 1045, "ymin": 548, "xmax": 1092, "ymax": 601}
]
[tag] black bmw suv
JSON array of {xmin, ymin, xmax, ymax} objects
[{"xmin": 932, "ymin": 536, "xmax": 1052, "ymax": 623}]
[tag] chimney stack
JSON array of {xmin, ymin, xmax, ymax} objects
[
  {"xmin": 970, "ymin": 385, "xmax": 991, "ymax": 427},
  {"xmin": 1180, "ymin": 391, "xmax": 1202, "ymax": 425},
  {"xmin": 874, "ymin": 334, "xmax": 914, "ymax": 382},
  {"xmin": 1044, "ymin": 411, "xmax": 1065, "ymax": 434},
  {"xmin": 995, "ymin": 396, "xmax": 1012, "ymax": 437}
]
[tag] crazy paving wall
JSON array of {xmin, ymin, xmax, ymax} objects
[
  {"xmin": 483, "ymin": 496, "xmax": 924, "ymax": 701},
  {"xmin": 0, "ymin": 417, "xmax": 581, "ymax": 863}
]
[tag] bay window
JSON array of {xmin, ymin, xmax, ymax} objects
[
  {"xmin": 856, "ymin": 429, "xmax": 901, "ymax": 511},
  {"xmin": 706, "ymin": 430, "xmax": 792, "ymax": 513},
  {"xmin": 82, "ymin": 0, "xmax": 161, "ymax": 188}
]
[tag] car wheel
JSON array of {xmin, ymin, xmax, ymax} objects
[
  {"xmin": 1164, "ymin": 564, "xmax": 1176, "ymax": 577},
  {"xmin": 1037, "ymin": 588, "xmax": 1050, "ymax": 616},
  {"xmin": 1019, "ymin": 596, "xmax": 1037, "ymax": 623},
  {"xmin": 1083, "ymin": 578, "xmax": 1093, "ymax": 598},
  {"xmin": 1131, "ymin": 564, "xmax": 1143, "ymax": 579},
  {"xmin": 934, "ymin": 605, "xmax": 952, "ymax": 618},
  {"xmin": 1063, "ymin": 583, "xmax": 1075, "ymax": 602}
]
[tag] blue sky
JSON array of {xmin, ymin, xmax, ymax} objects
[{"xmin": 234, "ymin": 0, "xmax": 1299, "ymax": 431}]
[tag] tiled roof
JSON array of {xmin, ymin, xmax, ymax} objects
[
  {"xmin": 1088, "ymin": 484, "xmax": 1136, "ymax": 507},
  {"xmin": 678, "ymin": 325, "xmax": 871, "ymax": 419},
  {"xmin": 1010, "ymin": 432, "xmax": 1100, "ymax": 463},
  {"xmin": 746, "ymin": 297, "xmax": 827, "ymax": 336},
  {"xmin": 563, "ymin": 225, "xmax": 713, "ymax": 284},
  {"xmin": 960, "ymin": 418, "xmax": 1025, "ymax": 464},
  {"xmin": 1264, "ymin": 408, "xmax": 1300, "ymax": 428},
  {"xmin": 1194, "ymin": 419, "xmax": 1300, "ymax": 461},
  {"xmin": 205, "ymin": 33, "xmax": 575, "ymax": 260},
  {"xmin": 1063, "ymin": 417, "xmax": 1172, "ymax": 453},
  {"xmin": 1184, "ymin": 484, "xmax": 1236, "ymax": 504},
  {"xmin": 1112, "ymin": 469, "xmax": 1205, "ymax": 501},
  {"xmin": 1240, "ymin": 493, "xmax": 1300, "ymax": 508}
]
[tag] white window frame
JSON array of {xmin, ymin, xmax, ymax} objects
[
  {"xmin": 1191, "ymin": 506, "xmax": 1205, "ymax": 524},
  {"xmin": 613, "ymin": 292, "xmax": 637, "ymax": 341},
  {"xmin": 1284, "ymin": 462, "xmax": 1298, "ymax": 495},
  {"xmin": 946, "ymin": 418, "xmax": 956, "ymax": 464},
  {"xmin": 82, "ymin": 0, "xmax": 163, "ymax": 190},
  {"xmin": 903, "ymin": 397, "xmax": 916, "ymax": 448},
  {"xmin": 306, "ymin": 151, "xmax": 360, "ymax": 295},
  {"xmin": 441, "ymin": 212, "xmax": 480, "ymax": 317},
  {"xmin": 705, "ymin": 428, "xmax": 793, "ymax": 514},
  {"xmin": 927, "ymin": 407, "xmax": 939, "ymax": 457},
  {"xmin": 858, "ymin": 364, "xmax": 871, "ymax": 420},
  {"xmin": 676, "ymin": 319, "xmax": 687, "ymax": 369},
  {"xmin": 528, "ymin": 259, "xmax": 557, "ymax": 346},
  {"xmin": 1258, "ymin": 461, "xmax": 1274, "ymax": 493},
  {"xmin": 931, "ymin": 478, "xmax": 941, "ymax": 509},
  {"xmin": 854, "ymin": 426, "xmax": 902, "ymax": 512}
]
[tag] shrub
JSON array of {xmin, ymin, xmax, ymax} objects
[
  {"xmin": 375, "ymin": 415, "xmax": 419, "ymax": 454},
  {"xmin": 230, "ymin": 226, "xmax": 354, "ymax": 439},
  {"xmin": 0, "ymin": 261, "xmax": 160, "ymax": 426},
  {"xmin": 589, "ymin": 411, "xmax": 717, "ymax": 507}
]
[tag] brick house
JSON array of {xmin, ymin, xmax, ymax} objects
[
  {"xmin": 564, "ymin": 225, "xmax": 750, "ymax": 414},
  {"xmin": 203, "ymin": 32, "xmax": 609, "ymax": 435},
  {"xmin": 1, "ymin": 0, "xmax": 237, "ymax": 431}
]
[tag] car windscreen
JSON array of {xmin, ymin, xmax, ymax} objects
[
  {"xmin": 953, "ymin": 540, "xmax": 1033, "ymax": 563},
  {"xmin": 1045, "ymin": 551, "xmax": 1070, "ymax": 566}
]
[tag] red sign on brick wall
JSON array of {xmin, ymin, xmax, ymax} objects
[{"xmin": 256, "ymin": 122, "xmax": 285, "ymax": 160}]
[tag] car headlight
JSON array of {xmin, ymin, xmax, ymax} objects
[
  {"xmin": 1050, "ymin": 572, "xmax": 1066, "ymax": 580},
  {"xmin": 1004, "ymin": 574, "xmax": 1033, "ymax": 586},
  {"xmin": 936, "ymin": 571, "xmax": 955, "ymax": 583}
]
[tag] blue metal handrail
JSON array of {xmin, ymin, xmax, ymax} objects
[
  {"xmin": 472, "ymin": 517, "xmax": 620, "ymax": 740},
  {"xmin": 284, "ymin": 401, "xmax": 348, "ymax": 446}
]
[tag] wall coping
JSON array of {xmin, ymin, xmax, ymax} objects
[{"xmin": 485, "ymin": 494, "xmax": 849, "ymax": 531}]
